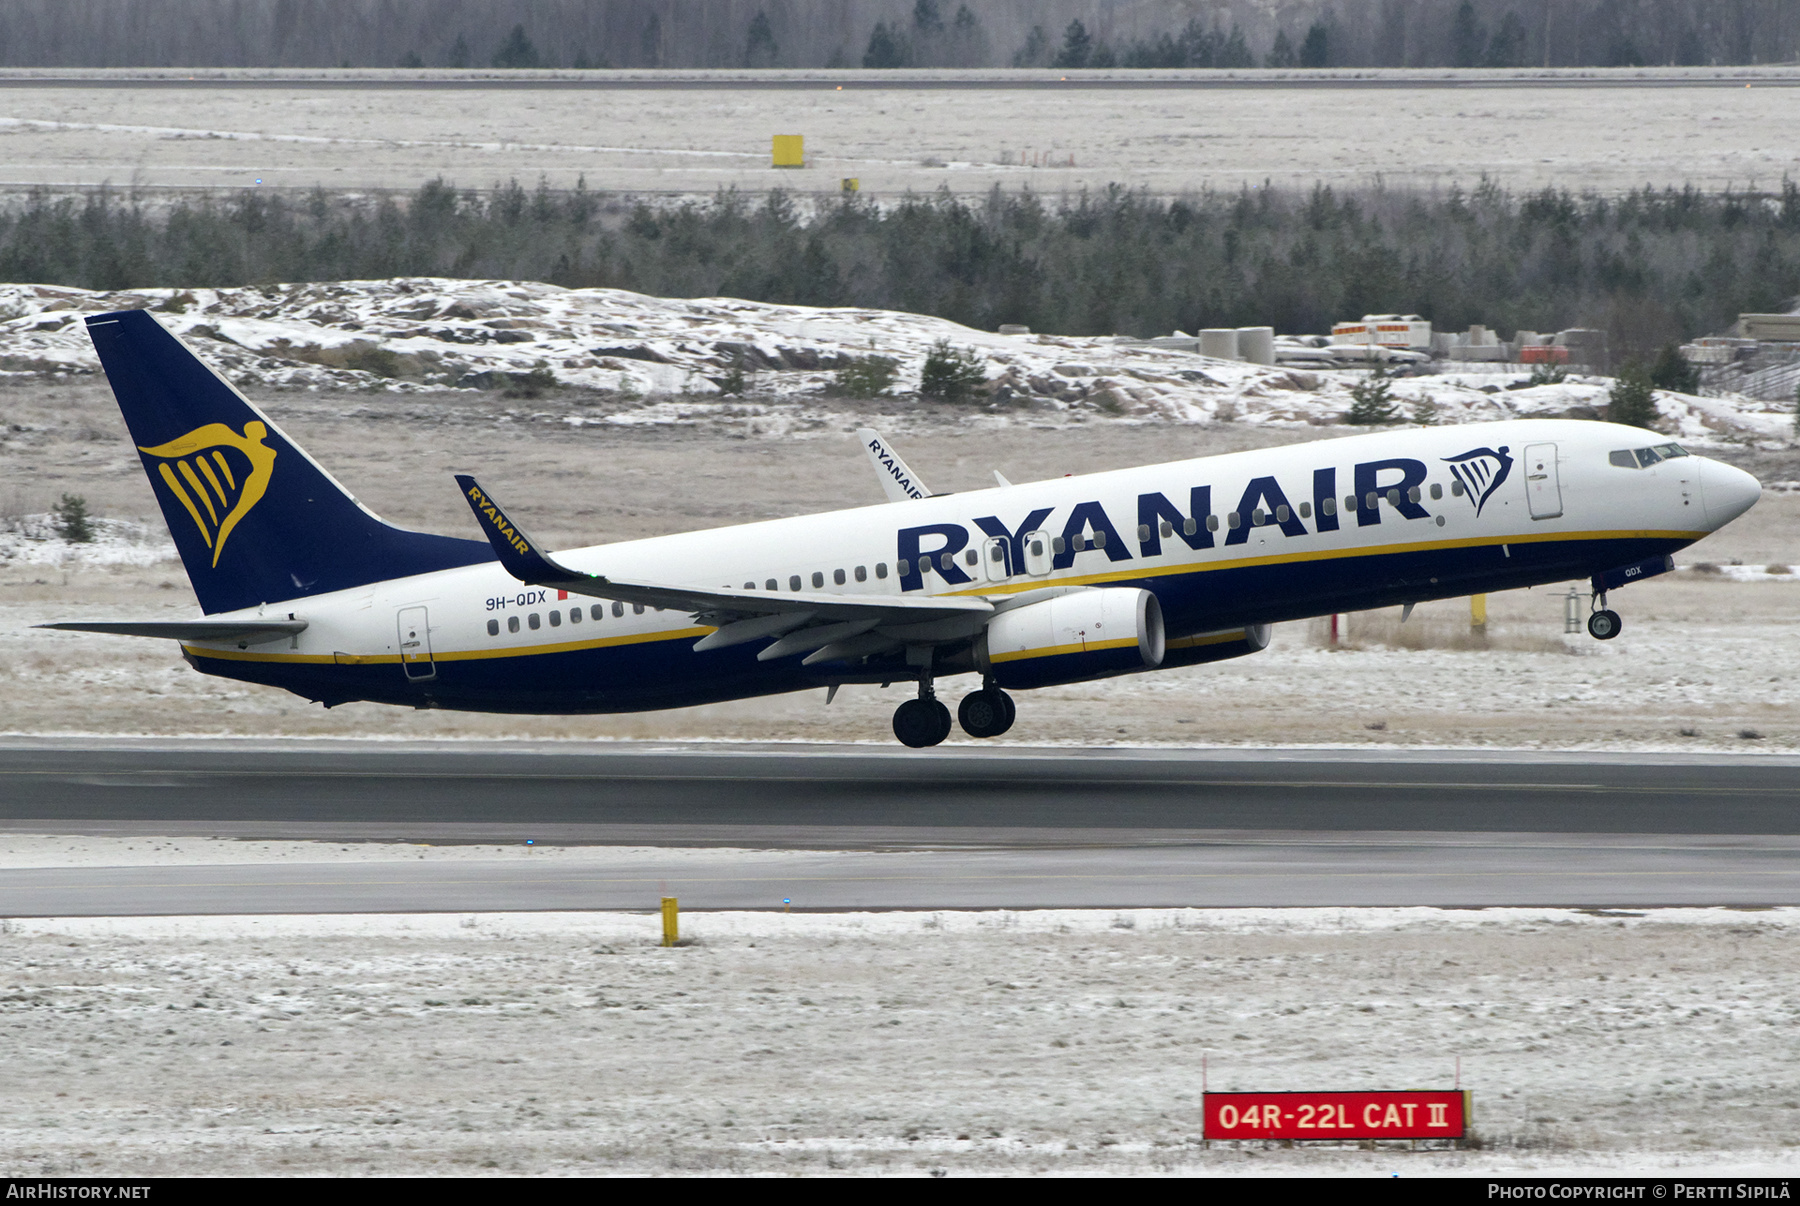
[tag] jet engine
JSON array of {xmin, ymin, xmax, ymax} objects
[
  {"xmin": 976, "ymin": 588, "xmax": 1165, "ymax": 690},
  {"xmin": 1160, "ymin": 623, "xmax": 1271, "ymax": 669}
]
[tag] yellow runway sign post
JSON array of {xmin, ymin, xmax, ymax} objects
[
  {"xmin": 661, "ymin": 897, "xmax": 678, "ymax": 947},
  {"xmin": 772, "ymin": 135, "xmax": 804, "ymax": 167}
]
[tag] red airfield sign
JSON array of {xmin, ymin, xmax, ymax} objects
[{"xmin": 1204, "ymin": 1091, "xmax": 1468, "ymax": 1140}]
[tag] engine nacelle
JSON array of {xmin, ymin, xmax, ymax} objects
[
  {"xmin": 1160, "ymin": 624, "xmax": 1271, "ymax": 669},
  {"xmin": 977, "ymin": 588, "xmax": 1165, "ymax": 690}
]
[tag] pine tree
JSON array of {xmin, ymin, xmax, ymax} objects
[
  {"xmin": 53, "ymin": 493, "xmax": 92, "ymax": 543},
  {"xmin": 1452, "ymin": 1, "xmax": 1487, "ymax": 67},
  {"xmin": 1299, "ymin": 23, "xmax": 1330, "ymax": 67},
  {"xmin": 1012, "ymin": 24, "xmax": 1051, "ymax": 67},
  {"xmin": 919, "ymin": 340, "xmax": 986, "ymax": 402},
  {"xmin": 1265, "ymin": 30, "xmax": 1297, "ymax": 68},
  {"xmin": 492, "ymin": 25, "xmax": 541, "ymax": 69},
  {"xmin": 1607, "ymin": 363, "xmax": 1661, "ymax": 430},
  {"xmin": 863, "ymin": 22, "xmax": 906, "ymax": 68},
  {"xmin": 1649, "ymin": 342, "xmax": 1700, "ymax": 394},
  {"xmin": 745, "ymin": 11, "xmax": 778, "ymax": 67},
  {"xmin": 1053, "ymin": 20, "xmax": 1092, "ymax": 69},
  {"xmin": 446, "ymin": 34, "xmax": 470, "ymax": 68},
  {"xmin": 1345, "ymin": 368, "xmax": 1400, "ymax": 425}
]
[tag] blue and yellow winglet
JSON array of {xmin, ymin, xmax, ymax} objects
[{"xmin": 454, "ymin": 473, "xmax": 590, "ymax": 589}]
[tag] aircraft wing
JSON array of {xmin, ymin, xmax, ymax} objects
[
  {"xmin": 455, "ymin": 475, "xmax": 992, "ymax": 638},
  {"xmin": 37, "ymin": 619, "xmax": 308, "ymax": 643}
]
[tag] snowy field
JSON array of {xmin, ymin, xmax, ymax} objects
[
  {"xmin": 0, "ymin": 279, "xmax": 1791, "ymax": 443},
  {"xmin": 4, "ymin": 905, "xmax": 1799, "ymax": 1176},
  {"xmin": 0, "ymin": 68, "xmax": 1795, "ymax": 196}
]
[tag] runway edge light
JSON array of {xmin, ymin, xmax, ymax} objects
[{"xmin": 661, "ymin": 896, "xmax": 678, "ymax": 947}]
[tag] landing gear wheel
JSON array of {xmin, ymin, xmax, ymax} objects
[
  {"xmin": 958, "ymin": 688, "xmax": 1016, "ymax": 738},
  {"xmin": 894, "ymin": 697, "xmax": 952, "ymax": 748},
  {"xmin": 1587, "ymin": 609, "xmax": 1622, "ymax": 641}
]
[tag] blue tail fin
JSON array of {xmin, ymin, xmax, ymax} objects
[{"xmin": 87, "ymin": 309, "xmax": 494, "ymax": 615}]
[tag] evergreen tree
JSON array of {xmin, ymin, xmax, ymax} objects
[
  {"xmin": 1012, "ymin": 24, "xmax": 1051, "ymax": 67},
  {"xmin": 1345, "ymin": 368, "xmax": 1400, "ymax": 424},
  {"xmin": 1217, "ymin": 26, "xmax": 1255, "ymax": 68},
  {"xmin": 745, "ymin": 10, "xmax": 778, "ymax": 67},
  {"xmin": 1649, "ymin": 342, "xmax": 1700, "ymax": 394},
  {"xmin": 1089, "ymin": 41, "xmax": 1117, "ymax": 68},
  {"xmin": 1178, "ymin": 20, "xmax": 1218, "ymax": 67},
  {"xmin": 491, "ymin": 24, "xmax": 541, "ymax": 69},
  {"xmin": 863, "ymin": 22, "xmax": 906, "ymax": 68},
  {"xmin": 920, "ymin": 340, "xmax": 987, "ymax": 402},
  {"xmin": 446, "ymin": 34, "xmax": 470, "ymax": 68},
  {"xmin": 1299, "ymin": 23, "xmax": 1330, "ymax": 67},
  {"xmin": 947, "ymin": 5, "xmax": 987, "ymax": 68},
  {"xmin": 53, "ymin": 493, "xmax": 92, "ymax": 544},
  {"xmin": 1607, "ymin": 363, "xmax": 1661, "ymax": 430},
  {"xmin": 1053, "ymin": 20, "xmax": 1092, "ymax": 69},
  {"xmin": 1452, "ymin": 1, "xmax": 1488, "ymax": 67},
  {"xmin": 1265, "ymin": 30, "xmax": 1297, "ymax": 68},
  {"xmin": 398, "ymin": 50, "xmax": 423, "ymax": 68},
  {"xmin": 1483, "ymin": 12, "xmax": 1528, "ymax": 67}
]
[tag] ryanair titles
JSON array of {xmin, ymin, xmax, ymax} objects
[
  {"xmin": 464, "ymin": 482, "xmax": 531, "ymax": 555},
  {"xmin": 893, "ymin": 450, "xmax": 1510, "ymax": 592}
]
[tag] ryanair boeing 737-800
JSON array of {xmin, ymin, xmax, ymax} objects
[{"xmin": 42, "ymin": 310, "xmax": 1762, "ymax": 747}]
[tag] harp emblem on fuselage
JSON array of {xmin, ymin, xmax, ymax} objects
[
  {"xmin": 137, "ymin": 421, "xmax": 278, "ymax": 566},
  {"xmin": 1442, "ymin": 445, "xmax": 1513, "ymax": 517}
]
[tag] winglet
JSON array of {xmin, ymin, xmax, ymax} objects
[
  {"xmin": 856, "ymin": 427, "xmax": 931, "ymax": 502},
  {"xmin": 454, "ymin": 474, "xmax": 589, "ymax": 587}
]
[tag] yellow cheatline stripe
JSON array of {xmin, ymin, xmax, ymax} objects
[
  {"xmin": 212, "ymin": 450, "xmax": 236, "ymax": 490},
  {"xmin": 193, "ymin": 454, "xmax": 229, "ymax": 508},
  {"xmin": 1166, "ymin": 629, "xmax": 1248, "ymax": 650},
  {"xmin": 176, "ymin": 459, "xmax": 220, "ymax": 526},
  {"xmin": 157, "ymin": 462, "xmax": 212, "ymax": 549},
  {"xmin": 988, "ymin": 636, "xmax": 1139, "ymax": 664},
  {"xmin": 182, "ymin": 626, "xmax": 715, "ymax": 665},
  {"xmin": 950, "ymin": 529, "xmax": 1705, "ymax": 598}
]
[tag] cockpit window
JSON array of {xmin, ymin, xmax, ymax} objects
[{"xmin": 1611, "ymin": 443, "xmax": 1691, "ymax": 469}]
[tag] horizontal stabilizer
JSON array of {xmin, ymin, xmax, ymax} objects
[{"xmin": 38, "ymin": 619, "xmax": 308, "ymax": 643}]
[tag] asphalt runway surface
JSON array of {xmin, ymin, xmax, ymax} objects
[{"xmin": 2, "ymin": 741, "xmax": 1798, "ymax": 914}]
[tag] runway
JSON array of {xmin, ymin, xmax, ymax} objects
[{"xmin": 2, "ymin": 741, "xmax": 1797, "ymax": 914}]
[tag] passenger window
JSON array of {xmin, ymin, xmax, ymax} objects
[
  {"xmin": 1406, "ymin": 486, "xmax": 1420, "ymax": 503},
  {"xmin": 1227, "ymin": 512, "xmax": 1241, "ymax": 530},
  {"xmin": 612, "ymin": 601, "xmax": 624, "ymax": 617},
  {"xmin": 1344, "ymin": 495, "xmax": 1357, "ymax": 512},
  {"xmin": 876, "ymin": 563, "xmax": 888, "ymax": 579},
  {"xmin": 789, "ymin": 575, "xmax": 802, "ymax": 591},
  {"xmin": 1205, "ymin": 515, "xmax": 1219, "ymax": 532},
  {"xmin": 1450, "ymin": 481, "xmax": 1465, "ymax": 497},
  {"xmin": 1609, "ymin": 450, "xmax": 1636, "ymax": 468},
  {"xmin": 569, "ymin": 608, "xmax": 581, "ymax": 624},
  {"xmin": 1277, "ymin": 504, "xmax": 1290, "ymax": 522},
  {"xmin": 633, "ymin": 603, "xmax": 644, "ymax": 615},
  {"xmin": 1298, "ymin": 502, "xmax": 1311, "ymax": 518},
  {"xmin": 487, "ymin": 618, "xmax": 499, "ymax": 636},
  {"xmin": 939, "ymin": 554, "xmax": 955, "ymax": 571},
  {"xmin": 1051, "ymin": 537, "xmax": 1065, "ymax": 554},
  {"xmin": 963, "ymin": 549, "xmax": 978, "ymax": 566},
  {"xmin": 591, "ymin": 604, "xmax": 604, "ymax": 620},
  {"xmin": 1072, "ymin": 534, "xmax": 1087, "ymax": 551},
  {"xmin": 1093, "ymin": 530, "xmax": 1107, "ymax": 548},
  {"xmin": 508, "ymin": 615, "xmax": 520, "ymax": 633},
  {"xmin": 1366, "ymin": 492, "xmax": 1379, "ymax": 510},
  {"xmin": 528, "ymin": 613, "xmax": 541, "ymax": 630},
  {"xmin": 548, "ymin": 610, "xmax": 561, "ymax": 627},
  {"xmin": 1386, "ymin": 489, "xmax": 1400, "ymax": 507},
  {"xmin": 1028, "ymin": 540, "xmax": 1043, "ymax": 556},
  {"xmin": 811, "ymin": 571, "xmax": 824, "ymax": 588},
  {"xmin": 855, "ymin": 565, "xmax": 867, "ymax": 582},
  {"xmin": 1140, "ymin": 524, "xmax": 1154, "ymax": 542},
  {"xmin": 1430, "ymin": 483, "xmax": 1443, "ymax": 500},
  {"xmin": 1322, "ymin": 498, "xmax": 1337, "ymax": 516},
  {"xmin": 834, "ymin": 568, "xmax": 846, "ymax": 585},
  {"xmin": 1183, "ymin": 517, "xmax": 1197, "ymax": 536},
  {"xmin": 1251, "ymin": 508, "xmax": 1265, "ymax": 526},
  {"xmin": 744, "ymin": 581, "xmax": 755, "ymax": 589},
  {"xmin": 990, "ymin": 544, "xmax": 1004, "ymax": 561},
  {"xmin": 897, "ymin": 559, "xmax": 910, "ymax": 576}
]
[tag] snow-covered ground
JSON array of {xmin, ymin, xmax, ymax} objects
[
  {"xmin": 1, "ymin": 279, "xmax": 1788, "ymax": 443},
  {"xmin": 4, "ymin": 905, "xmax": 1798, "ymax": 1176}
]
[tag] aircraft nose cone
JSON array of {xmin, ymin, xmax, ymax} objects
[{"xmin": 1700, "ymin": 458, "xmax": 1761, "ymax": 528}]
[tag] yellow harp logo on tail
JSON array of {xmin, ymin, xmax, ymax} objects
[{"xmin": 137, "ymin": 422, "xmax": 277, "ymax": 567}]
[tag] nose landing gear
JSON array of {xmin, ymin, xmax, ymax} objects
[{"xmin": 1587, "ymin": 589, "xmax": 1622, "ymax": 641}]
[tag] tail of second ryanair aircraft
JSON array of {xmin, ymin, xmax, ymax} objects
[{"xmin": 87, "ymin": 309, "xmax": 494, "ymax": 615}]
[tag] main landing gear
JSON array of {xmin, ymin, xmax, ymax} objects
[
  {"xmin": 1587, "ymin": 589, "xmax": 1622, "ymax": 641},
  {"xmin": 891, "ymin": 676, "xmax": 1016, "ymax": 747}
]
